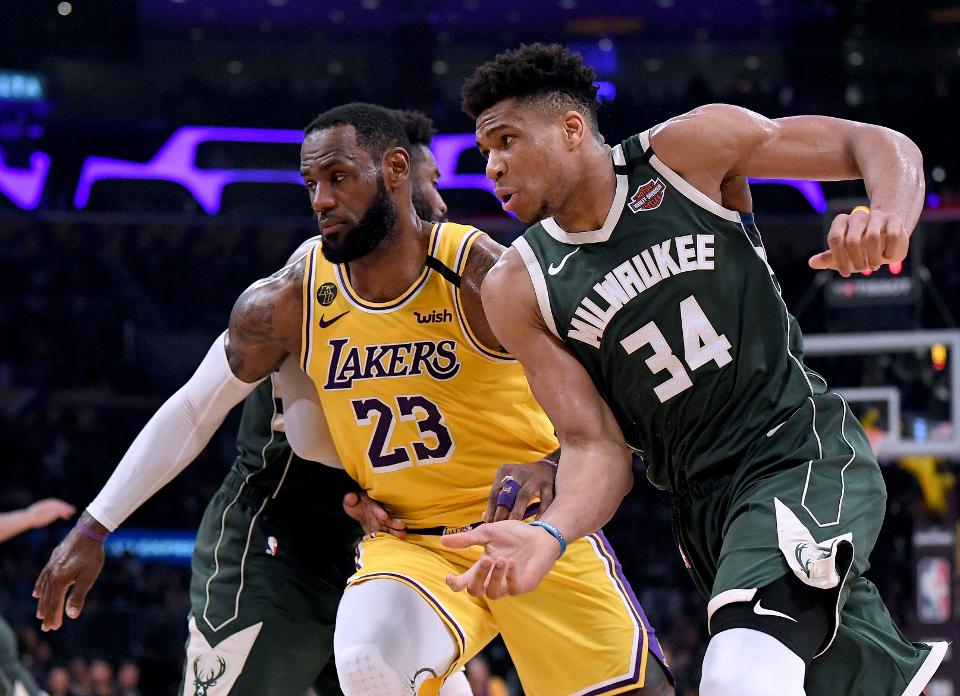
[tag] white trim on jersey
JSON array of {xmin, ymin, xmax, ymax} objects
[
  {"xmin": 801, "ymin": 393, "xmax": 857, "ymax": 528},
  {"xmin": 902, "ymin": 642, "xmax": 949, "ymax": 696},
  {"xmin": 540, "ymin": 144, "xmax": 628, "ymax": 245},
  {"xmin": 512, "ymin": 237, "xmax": 561, "ymax": 339},
  {"xmin": 639, "ymin": 128, "xmax": 745, "ymax": 223}
]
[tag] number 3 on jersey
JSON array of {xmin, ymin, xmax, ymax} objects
[
  {"xmin": 351, "ymin": 395, "xmax": 456, "ymax": 471},
  {"xmin": 621, "ymin": 295, "xmax": 732, "ymax": 403}
]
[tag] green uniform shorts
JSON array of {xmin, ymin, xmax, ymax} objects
[
  {"xmin": 672, "ymin": 392, "xmax": 945, "ymax": 695},
  {"xmin": 180, "ymin": 474, "xmax": 347, "ymax": 696}
]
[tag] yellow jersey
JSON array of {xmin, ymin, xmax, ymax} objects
[{"xmin": 300, "ymin": 222, "xmax": 558, "ymax": 528}]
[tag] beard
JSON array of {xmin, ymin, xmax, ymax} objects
[{"xmin": 320, "ymin": 174, "xmax": 398, "ymax": 264}]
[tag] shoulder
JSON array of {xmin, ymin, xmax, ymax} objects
[
  {"xmin": 480, "ymin": 245, "xmax": 538, "ymax": 320},
  {"xmin": 229, "ymin": 256, "xmax": 306, "ymax": 349},
  {"xmin": 650, "ymin": 104, "xmax": 771, "ymax": 162}
]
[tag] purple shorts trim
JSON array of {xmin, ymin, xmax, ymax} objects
[{"xmin": 584, "ymin": 531, "xmax": 675, "ymax": 693}]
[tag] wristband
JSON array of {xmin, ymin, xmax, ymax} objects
[
  {"xmin": 76, "ymin": 518, "xmax": 108, "ymax": 543},
  {"xmin": 530, "ymin": 520, "xmax": 566, "ymax": 557},
  {"xmin": 851, "ymin": 205, "xmax": 870, "ymax": 214}
]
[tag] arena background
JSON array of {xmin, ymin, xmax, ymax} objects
[{"xmin": 1, "ymin": 1, "xmax": 958, "ymax": 694}]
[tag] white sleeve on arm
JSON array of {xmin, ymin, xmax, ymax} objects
[
  {"xmin": 86, "ymin": 333, "xmax": 265, "ymax": 531},
  {"xmin": 277, "ymin": 355, "xmax": 343, "ymax": 468}
]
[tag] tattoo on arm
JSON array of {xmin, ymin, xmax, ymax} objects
[
  {"xmin": 227, "ymin": 256, "xmax": 305, "ymax": 379},
  {"xmin": 462, "ymin": 239, "xmax": 508, "ymax": 352}
]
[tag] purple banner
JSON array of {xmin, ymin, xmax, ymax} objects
[
  {"xmin": 0, "ymin": 125, "xmax": 827, "ymax": 215},
  {"xmin": 0, "ymin": 148, "xmax": 50, "ymax": 210}
]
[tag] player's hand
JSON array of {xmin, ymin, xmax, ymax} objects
[
  {"xmin": 484, "ymin": 460, "xmax": 556, "ymax": 523},
  {"xmin": 26, "ymin": 499, "xmax": 76, "ymax": 529},
  {"xmin": 32, "ymin": 513, "xmax": 105, "ymax": 632},
  {"xmin": 441, "ymin": 520, "xmax": 560, "ymax": 599},
  {"xmin": 343, "ymin": 491, "xmax": 406, "ymax": 538},
  {"xmin": 809, "ymin": 207, "xmax": 909, "ymax": 277}
]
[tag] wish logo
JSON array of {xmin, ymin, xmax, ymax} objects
[
  {"xmin": 324, "ymin": 337, "xmax": 461, "ymax": 389},
  {"xmin": 414, "ymin": 309, "xmax": 452, "ymax": 324}
]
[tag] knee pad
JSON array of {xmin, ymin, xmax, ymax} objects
[
  {"xmin": 336, "ymin": 643, "xmax": 409, "ymax": 696},
  {"xmin": 699, "ymin": 628, "xmax": 805, "ymax": 696}
]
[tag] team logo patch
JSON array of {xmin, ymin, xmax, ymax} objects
[
  {"xmin": 628, "ymin": 178, "xmax": 665, "ymax": 213},
  {"xmin": 317, "ymin": 282, "xmax": 338, "ymax": 306},
  {"xmin": 192, "ymin": 655, "xmax": 226, "ymax": 695}
]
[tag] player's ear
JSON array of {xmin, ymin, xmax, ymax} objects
[
  {"xmin": 383, "ymin": 147, "xmax": 410, "ymax": 186},
  {"xmin": 561, "ymin": 110, "xmax": 586, "ymax": 150}
]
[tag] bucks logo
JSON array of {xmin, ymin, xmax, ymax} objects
[
  {"xmin": 794, "ymin": 543, "xmax": 813, "ymax": 578},
  {"xmin": 193, "ymin": 656, "xmax": 226, "ymax": 695}
]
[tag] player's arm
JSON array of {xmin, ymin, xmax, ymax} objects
[
  {"xmin": 650, "ymin": 103, "xmax": 923, "ymax": 276},
  {"xmin": 0, "ymin": 500, "xmax": 76, "ymax": 544},
  {"xmin": 443, "ymin": 249, "xmax": 633, "ymax": 597},
  {"xmin": 458, "ymin": 233, "xmax": 507, "ymax": 351},
  {"xmin": 34, "ymin": 259, "xmax": 305, "ymax": 631}
]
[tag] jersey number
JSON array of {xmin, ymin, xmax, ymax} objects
[
  {"xmin": 351, "ymin": 395, "xmax": 455, "ymax": 471},
  {"xmin": 620, "ymin": 295, "xmax": 732, "ymax": 403}
]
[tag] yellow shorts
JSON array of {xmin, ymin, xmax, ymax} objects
[{"xmin": 350, "ymin": 531, "xmax": 659, "ymax": 696}]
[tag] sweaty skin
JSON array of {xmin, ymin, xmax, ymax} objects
[{"xmin": 442, "ymin": 100, "xmax": 923, "ymax": 599}]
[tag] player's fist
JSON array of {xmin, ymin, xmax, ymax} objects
[
  {"xmin": 809, "ymin": 206, "xmax": 909, "ymax": 277},
  {"xmin": 26, "ymin": 499, "xmax": 76, "ymax": 529}
]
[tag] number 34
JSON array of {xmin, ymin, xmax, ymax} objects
[{"xmin": 621, "ymin": 295, "xmax": 733, "ymax": 403}]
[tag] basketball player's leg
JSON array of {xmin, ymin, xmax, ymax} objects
[
  {"xmin": 700, "ymin": 393, "xmax": 942, "ymax": 695},
  {"xmin": 489, "ymin": 533, "xmax": 674, "ymax": 696},
  {"xmin": 182, "ymin": 488, "xmax": 340, "ymax": 695},
  {"xmin": 0, "ymin": 616, "xmax": 39, "ymax": 696},
  {"xmin": 338, "ymin": 533, "xmax": 497, "ymax": 696},
  {"xmin": 334, "ymin": 580, "xmax": 460, "ymax": 695}
]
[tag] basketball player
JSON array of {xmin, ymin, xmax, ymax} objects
[
  {"xmin": 33, "ymin": 111, "xmax": 477, "ymax": 696},
  {"xmin": 441, "ymin": 43, "xmax": 946, "ymax": 696},
  {"xmin": 37, "ymin": 102, "xmax": 673, "ymax": 696},
  {"xmin": 1, "ymin": 498, "xmax": 75, "ymax": 696}
]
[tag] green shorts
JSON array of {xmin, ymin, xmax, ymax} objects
[
  {"xmin": 672, "ymin": 392, "xmax": 946, "ymax": 695},
  {"xmin": 0, "ymin": 615, "xmax": 39, "ymax": 696},
  {"xmin": 181, "ymin": 474, "xmax": 350, "ymax": 696}
]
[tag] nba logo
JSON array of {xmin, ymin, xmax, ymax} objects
[
  {"xmin": 917, "ymin": 556, "xmax": 950, "ymax": 623},
  {"xmin": 266, "ymin": 536, "xmax": 279, "ymax": 557}
]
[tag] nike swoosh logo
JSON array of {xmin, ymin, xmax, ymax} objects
[
  {"xmin": 766, "ymin": 421, "xmax": 787, "ymax": 437},
  {"xmin": 548, "ymin": 248, "xmax": 580, "ymax": 275},
  {"xmin": 318, "ymin": 310, "xmax": 349, "ymax": 328},
  {"xmin": 753, "ymin": 600, "xmax": 797, "ymax": 622}
]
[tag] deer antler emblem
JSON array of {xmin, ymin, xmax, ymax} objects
[{"xmin": 193, "ymin": 656, "xmax": 227, "ymax": 695}]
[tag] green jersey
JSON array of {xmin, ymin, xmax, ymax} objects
[
  {"xmin": 228, "ymin": 374, "xmax": 360, "ymax": 586},
  {"xmin": 515, "ymin": 131, "xmax": 826, "ymax": 492}
]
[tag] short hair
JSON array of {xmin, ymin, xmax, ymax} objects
[
  {"xmin": 461, "ymin": 43, "xmax": 600, "ymax": 132},
  {"xmin": 391, "ymin": 109, "xmax": 437, "ymax": 149},
  {"xmin": 304, "ymin": 102, "xmax": 410, "ymax": 161}
]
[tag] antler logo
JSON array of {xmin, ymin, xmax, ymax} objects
[{"xmin": 193, "ymin": 656, "xmax": 227, "ymax": 695}]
